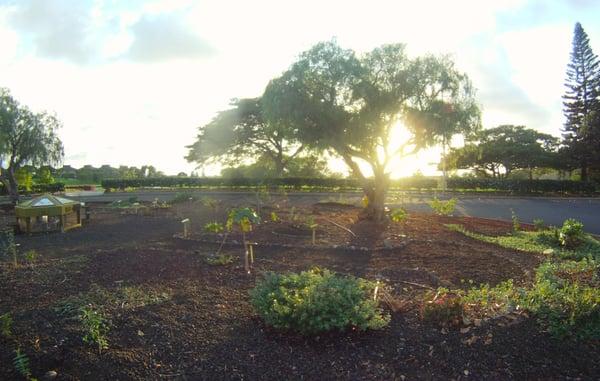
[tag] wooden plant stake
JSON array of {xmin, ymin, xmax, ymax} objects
[{"xmin": 181, "ymin": 218, "xmax": 190, "ymax": 238}]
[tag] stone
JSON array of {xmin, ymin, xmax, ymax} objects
[{"xmin": 44, "ymin": 370, "xmax": 58, "ymax": 380}]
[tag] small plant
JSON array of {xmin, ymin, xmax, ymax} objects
[
  {"xmin": 559, "ymin": 218, "xmax": 585, "ymax": 249},
  {"xmin": 227, "ymin": 207, "xmax": 261, "ymax": 273},
  {"xmin": 270, "ymin": 211, "xmax": 280, "ymax": 222},
  {"xmin": 80, "ymin": 306, "xmax": 109, "ymax": 353},
  {"xmin": 390, "ymin": 208, "xmax": 408, "ymax": 223},
  {"xmin": 0, "ymin": 229, "xmax": 18, "ymax": 268},
  {"xmin": 205, "ymin": 254, "xmax": 234, "ymax": 266},
  {"xmin": 1, "ymin": 313, "xmax": 13, "ymax": 337},
  {"xmin": 288, "ymin": 206, "xmax": 299, "ymax": 222},
  {"xmin": 13, "ymin": 349, "xmax": 33, "ymax": 380},
  {"xmin": 23, "ymin": 250, "xmax": 38, "ymax": 264},
  {"xmin": 250, "ymin": 268, "xmax": 389, "ymax": 335},
  {"xmin": 428, "ymin": 197, "xmax": 457, "ymax": 216},
  {"xmin": 306, "ymin": 216, "xmax": 318, "ymax": 245},
  {"xmin": 533, "ymin": 218, "xmax": 546, "ymax": 231},
  {"xmin": 511, "ymin": 209, "xmax": 520, "ymax": 232},
  {"xmin": 204, "ymin": 222, "xmax": 224, "ymax": 233},
  {"xmin": 421, "ymin": 288, "xmax": 464, "ymax": 327}
]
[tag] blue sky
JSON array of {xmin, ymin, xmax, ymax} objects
[{"xmin": 0, "ymin": 0, "xmax": 599, "ymax": 176}]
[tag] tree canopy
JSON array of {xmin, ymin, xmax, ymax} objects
[
  {"xmin": 262, "ymin": 41, "xmax": 480, "ymax": 219},
  {"xmin": 562, "ymin": 22, "xmax": 600, "ymax": 180},
  {"xmin": 186, "ymin": 97, "xmax": 305, "ymax": 176},
  {"xmin": 0, "ymin": 88, "xmax": 64, "ymax": 202},
  {"xmin": 443, "ymin": 125, "xmax": 559, "ymax": 178}
]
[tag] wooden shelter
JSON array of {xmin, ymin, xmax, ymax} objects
[{"xmin": 15, "ymin": 194, "xmax": 83, "ymax": 233}]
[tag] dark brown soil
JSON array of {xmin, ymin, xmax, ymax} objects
[{"xmin": 0, "ymin": 200, "xmax": 598, "ymax": 380}]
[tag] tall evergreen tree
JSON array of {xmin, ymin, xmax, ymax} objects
[{"xmin": 562, "ymin": 22, "xmax": 600, "ymax": 181}]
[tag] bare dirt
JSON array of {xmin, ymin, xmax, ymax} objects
[{"xmin": 0, "ymin": 199, "xmax": 598, "ymax": 380}]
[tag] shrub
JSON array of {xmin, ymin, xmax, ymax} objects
[
  {"xmin": 533, "ymin": 218, "xmax": 546, "ymax": 231},
  {"xmin": 390, "ymin": 208, "xmax": 408, "ymax": 223},
  {"xmin": 204, "ymin": 222, "xmax": 224, "ymax": 233},
  {"xmin": 250, "ymin": 268, "xmax": 390, "ymax": 335},
  {"xmin": 421, "ymin": 288, "xmax": 464, "ymax": 326},
  {"xmin": 428, "ymin": 197, "xmax": 457, "ymax": 216},
  {"xmin": 559, "ymin": 218, "xmax": 585, "ymax": 249},
  {"xmin": 80, "ymin": 306, "xmax": 109, "ymax": 353}
]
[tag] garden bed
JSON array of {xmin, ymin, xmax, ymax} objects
[{"xmin": 0, "ymin": 200, "xmax": 598, "ymax": 380}]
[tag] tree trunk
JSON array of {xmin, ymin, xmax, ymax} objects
[
  {"xmin": 441, "ymin": 138, "xmax": 448, "ymax": 191},
  {"xmin": 360, "ymin": 172, "xmax": 388, "ymax": 222},
  {"xmin": 4, "ymin": 168, "xmax": 19, "ymax": 204}
]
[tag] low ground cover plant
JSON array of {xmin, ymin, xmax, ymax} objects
[
  {"xmin": 80, "ymin": 306, "xmax": 109, "ymax": 353},
  {"xmin": 558, "ymin": 218, "xmax": 585, "ymax": 249},
  {"xmin": 250, "ymin": 268, "xmax": 390, "ymax": 335},
  {"xmin": 204, "ymin": 222, "xmax": 224, "ymax": 233},
  {"xmin": 428, "ymin": 197, "xmax": 457, "ymax": 216},
  {"xmin": 205, "ymin": 254, "xmax": 234, "ymax": 266},
  {"xmin": 390, "ymin": 208, "xmax": 408, "ymax": 223}
]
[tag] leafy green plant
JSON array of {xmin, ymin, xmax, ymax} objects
[
  {"xmin": 23, "ymin": 250, "xmax": 38, "ymax": 264},
  {"xmin": 390, "ymin": 208, "xmax": 408, "ymax": 223},
  {"xmin": 533, "ymin": 218, "xmax": 546, "ymax": 231},
  {"xmin": 13, "ymin": 349, "xmax": 33, "ymax": 380},
  {"xmin": 421, "ymin": 288, "xmax": 464, "ymax": 326},
  {"xmin": 270, "ymin": 211, "xmax": 280, "ymax": 222},
  {"xmin": 559, "ymin": 218, "xmax": 585, "ymax": 249},
  {"xmin": 205, "ymin": 254, "xmax": 234, "ymax": 266},
  {"xmin": 250, "ymin": 268, "xmax": 389, "ymax": 335},
  {"xmin": 1, "ymin": 313, "xmax": 13, "ymax": 337},
  {"xmin": 428, "ymin": 197, "xmax": 457, "ymax": 216},
  {"xmin": 80, "ymin": 306, "xmax": 109, "ymax": 353},
  {"xmin": 204, "ymin": 222, "xmax": 224, "ymax": 233},
  {"xmin": 227, "ymin": 207, "xmax": 261, "ymax": 273},
  {"xmin": 511, "ymin": 209, "xmax": 520, "ymax": 232}
]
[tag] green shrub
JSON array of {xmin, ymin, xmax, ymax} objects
[
  {"xmin": 250, "ymin": 268, "xmax": 389, "ymax": 335},
  {"xmin": 204, "ymin": 222, "xmax": 224, "ymax": 233},
  {"xmin": 511, "ymin": 209, "xmax": 520, "ymax": 232},
  {"xmin": 0, "ymin": 313, "xmax": 12, "ymax": 337},
  {"xmin": 559, "ymin": 218, "xmax": 585, "ymax": 249},
  {"xmin": 390, "ymin": 208, "xmax": 408, "ymax": 223},
  {"xmin": 533, "ymin": 218, "xmax": 546, "ymax": 231},
  {"xmin": 428, "ymin": 197, "xmax": 457, "ymax": 216},
  {"xmin": 421, "ymin": 288, "xmax": 464, "ymax": 326},
  {"xmin": 205, "ymin": 254, "xmax": 234, "ymax": 266},
  {"xmin": 171, "ymin": 192, "xmax": 196, "ymax": 204},
  {"xmin": 80, "ymin": 306, "xmax": 109, "ymax": 353}
]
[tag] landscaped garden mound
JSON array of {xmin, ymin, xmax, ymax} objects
[{"xmin": 0, "ymin": 198, "xmax": 599, "ymax": 380}]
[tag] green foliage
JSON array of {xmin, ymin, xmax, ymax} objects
[
  {"xmin": 511, "ymin": 209, "xmax": 520, "ymax": 232},
  {"xmin": 170, "ymin": 192, "xmax": 196, "ymax": 204},
  {"xmin": 203, "ymin": 222, "xmax": 224, "ymax": 233},
  {"xmin": 250, "ymin": 268, "xmax": 389, "ymax": 335},
  {"xmin": 270, "ymin": 211, "xmax": 280, "ymax": 222},
  {"xmin": 421, "ymin": 288, "xmax": 464, "ymax": 327},
  {"xmin": 305, "ymin": 216, "xmax": 318, "ymax": 229},
  {"xmin": 0, "ymin": 313, "xmax": 13, "ymax": 337},
  {"xmin": 15, "ymin": 168, "xmax": 33, "ymax": 192},
  {"xmin": 533, "ymin": 218, "xmax": 546, "ymax": 231},
  {"xmin": 34, "ymin": 167, "xmax": 54, "ymax": 184},
  {"xmin": 13, "ymin": 349, "xmax": 32, "ymax": 380},
  {"xmin": 445, "ymin": 177, "xmax": 596, "ymax": 194},
  {"xmin": 205, "ymin": 254, "xmax": 234, "ymax": 266},
  {"xmin": 428, "ymin": 197, "xmax": 457, "ymax": 216},
  {"xmin": 559, "ymin": 218, "xmax": 585, "ymax": 248},
  {"xmin": 227, "ymin": 207, "xmax": 260, "ymax": 233},
  {"xmin": 390, "ymin": 208, "xmax": 408, "ymax": 223},
  {"xmin": 23, "ymin": 250, "xmax": 38, "ymax": 264},
  {"xmin": 79, "ymin": 306, "xmax": 109, "ymax": 352},
  {"xmin": 0, "ymin": 229, "xmax": 17, "ymax": 265}
]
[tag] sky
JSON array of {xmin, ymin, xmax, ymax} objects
[{"xmin": 0, "ymin": 0, "xmax": 599, "ymax": 177}]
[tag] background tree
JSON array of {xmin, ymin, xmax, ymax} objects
[
  {"xmin": 220, "ymin": 153, "xmax": 336, "ymax": 178},
  {"xmin": 186, "ymin": 97, "xmax": 304, "ymax": 176},
  {"xmin": 263, "ymin": 41, "xmax": 480, "ymax": 220},
  {"xmin": 562, "ymin": 22, "xmax": 600, "ymax": 181},
  {"xmin": 0, "ymin": 88, "xmax": 64, "ymax": 202},
  {"xmin": 443, "ymin": 125, "xmax": 558, "ymax": 178}
]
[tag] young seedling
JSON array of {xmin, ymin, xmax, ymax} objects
[
  {"xmin": 227, "ymin": 207, "xmax": 261, "ymax": 274},
  {"xmin": 511, "ymin": 209, "xmax": 520, "ymax": 233},
  {"xmin": 0, "ymin": 313, "xmax": 12, "ymax": 337},
  {"xmin": 270, "ymin": 211, "xmax": 280, "ymax": 222},
  {"xmin": 306, "ymin": 216, "xmax": 318, "ymax": 245}
]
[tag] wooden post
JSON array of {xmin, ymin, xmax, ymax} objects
[
  {"xmin": 59, "ymin": 215, "xmax": 65, "ymax": 233},
  {"xmin": 181, "ymin": 218, "xmax": 190, "ymax": 238},
  {"xmin": 243, "ymin": 232, "xmax": 250, "ymax": 274}
]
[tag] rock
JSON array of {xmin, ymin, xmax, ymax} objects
[
  {"xmin": 383, "ymin": 239, "xmax": 393, "ymax": 249},
  {"xmin": 44, "ymin": 370, "xmax": 58, "ymax": 380}
]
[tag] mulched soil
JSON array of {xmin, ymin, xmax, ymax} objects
[{"xmin": 0, "ymin": 200, "xmax": 598, "ymax": 380}]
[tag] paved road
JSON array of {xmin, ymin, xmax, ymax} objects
[{"xmin": 66, "ymin": 190, "xmax": 600, "ymax": 234}]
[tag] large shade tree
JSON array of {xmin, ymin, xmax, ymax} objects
[
  {"xmin": 0, "ymin": 88, "xmax": 64, "ymax": 203},
  {"xmin": 263, "ymin": 41, "xmax": 480, "ymax": 220},
  {"xmin": 442, "ymin": 125, "xmax": 559, "ymax": 179},
  {"xmin": 562, "ymin": 22, "xmax": 600, "ymax": 180},
  {"xmin": 186, "ymin": 97, "xmax": 305, "ymax": 176}
]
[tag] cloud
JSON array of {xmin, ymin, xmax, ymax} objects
[
  {"xmin": 126, "ymin": 13, "xmax": 215, "ymax": 62},
  {"xmin": 6, "ymin": 0, "xmax": 100, "ymax": 63}
]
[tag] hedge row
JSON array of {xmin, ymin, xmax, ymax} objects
[
  {"xmin": 446, "ymin": 178, "xmax": 597, "ymax": 193},
  {"xmin": 0, "ymin": 183, "xmax": 65, "ymax": 195},
  {"xmin": 101, "ymin": 177, "xmax": 437, "ymax": 190},
  {"xmin": 101, "ymin": 177, "xmax": 597, "ymax": 194}
]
